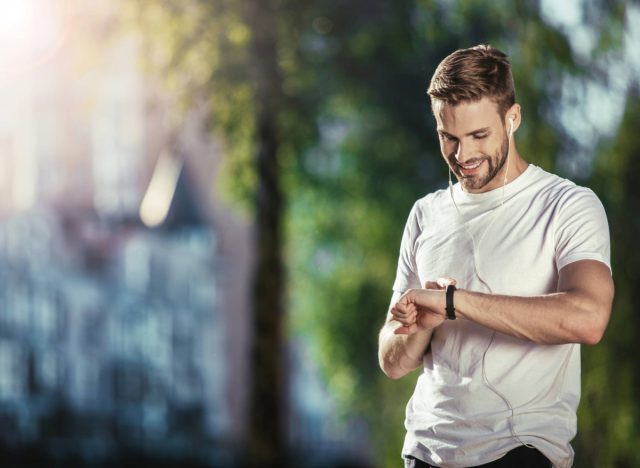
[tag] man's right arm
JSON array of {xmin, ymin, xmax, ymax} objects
[{"xmin": 378, "ymin": 291, "xmax": 433, "ymax": 380}]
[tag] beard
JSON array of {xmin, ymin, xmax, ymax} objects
[{"xmin": 448, "ymin": 134, "xmax": 509, "ymax": 191}]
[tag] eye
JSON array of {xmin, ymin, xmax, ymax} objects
[
  {"xmin": 473, "ymin": 133, "xmax": 488, "ymax": 140},
  {"xmin": 440, "ymin": 133, "xmax": 457, "ymax": 143}
]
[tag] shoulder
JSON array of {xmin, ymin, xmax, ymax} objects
[
  {"xmin": 403, "ymin": 187, "xmax": 450, "ymax": 230},
  {"xmin": 527, "ymin": 168, "xmax": 609, "ymax": 241},
  {"xmin": 527, "ymin": 166, "xmax": 604, "ymax": 209}
]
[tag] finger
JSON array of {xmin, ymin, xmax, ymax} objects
[
  {"xmin": 400, "ymin": 312, "xmax": 417, "ymax": 327},
  {"xmin": 436, "ymin": 277, "xmax": 457, "ymax": 288},
  {"xmin": 390, "ymin": 305, "xmax": 406, "ymax": 318},
  {"xmin": 424, "ymin": 278, "xmax": 457, "ymax": 289},
  {"xmin": 391, "ymin": 313, "xmax": 415, "ymax": 324},
  {"xmin": 393, "ymin": 310, "xmax": 417, "ymax": 326},
  {"xmin": 391, "ymin": 303, "xmax": 416, "ymax": 321},
  {"xmin": 392, "ymin": 301, "xmax": 417, "ymax": 315}
]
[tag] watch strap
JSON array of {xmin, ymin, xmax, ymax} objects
[{"xmin": 445, "ymin": 284, "xmax": 456, "ymax": 320}]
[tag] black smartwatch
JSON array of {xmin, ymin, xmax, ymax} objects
[{"xmin": 445, "ymin": 284, "xmax": 456, "ymax": 320}]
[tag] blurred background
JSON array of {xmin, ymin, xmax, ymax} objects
[{"xmin": 0, "ymin": 0, "xmax": 639, "ymax": 467}]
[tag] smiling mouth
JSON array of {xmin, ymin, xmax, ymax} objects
[{"xmin": 457, "ymin": 159, "xmax": 485, "ymax": 175}]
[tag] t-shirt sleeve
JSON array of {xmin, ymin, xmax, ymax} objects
[
  {"xmin": 554, "ymin": 187, "xmax": 611, "ymax": 273},
  {"xmin": 392, "ymin": 203, "xmax": 423, "ymax": 293}
]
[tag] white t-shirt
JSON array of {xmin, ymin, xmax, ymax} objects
[{"xmin": 393, "ymin": 164, "xmax": 611, "ymax": 468}]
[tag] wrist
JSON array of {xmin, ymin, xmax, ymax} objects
[
  {"xmin": 451, "ymin": 289, "xmax": 469, "ymax": 320},
  {"xmin": 404, "ymin": 329, "xmax": 432, "ymax": 360}
]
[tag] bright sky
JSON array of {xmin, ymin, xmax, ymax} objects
[{"xmin": 540, "ymin": 0, "xmax": 640, "ymax": 177}]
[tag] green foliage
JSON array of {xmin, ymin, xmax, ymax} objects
[
  {"xmin": 575, "ymin": 87, "xmax": 640, "ymax": 468},
  {"xmin": 586, "ymin": 0, "xmax": 629, "ymax": 58},
  {"xmin": 123, "ymin": 0, "xmax": 261, "ymax": 209},
  {"xmin": 286, "ymin": 1, "xmax": 599, "ymax": 466}
]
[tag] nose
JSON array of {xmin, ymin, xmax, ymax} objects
[
  {"xmin": 454, "ymin": 140, "xmax": 479, "ymax": 164},
  {"xmin": 454, "ymin": 141, "xmax": 468, "ymax": 163}
]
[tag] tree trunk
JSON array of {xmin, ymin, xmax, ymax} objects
[{"xmin": 245, "ymin": 0, "xmax": 287, "ymax": 465}]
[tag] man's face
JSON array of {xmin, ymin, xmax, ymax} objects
[{"xmin": 434, "ymin": 98, "xmax": 510, "ymax": 193}]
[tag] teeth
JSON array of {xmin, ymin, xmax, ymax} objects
[{"xmin": 462, "ymin": 161, "xmax": 482, "ymax": 169}]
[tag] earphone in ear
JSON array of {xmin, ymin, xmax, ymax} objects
[{"xmin": 508, "ymin": 116, "xmax": 515, "ymax": 136}]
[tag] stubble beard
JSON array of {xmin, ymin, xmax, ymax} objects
[{"xmin": 449, "ymin": 135, "xmax": 510, "ymax": 191}]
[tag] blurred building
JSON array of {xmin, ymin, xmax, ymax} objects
[{"xmin": 0, "ymin": 2, "xmax": 368, "ymax": 466}]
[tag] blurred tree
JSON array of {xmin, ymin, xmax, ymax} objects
[
  {"xmin": 122, "ymin": 0, "xmax": 305, "ymax": 465},
  {"xmin": 243, "ymin": 1, "xmax": 288, "ymax": 465}
]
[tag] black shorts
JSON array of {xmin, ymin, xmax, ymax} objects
[{"xmin": 404, "ymin": 445, "xmax": 552, "ymax": 468}]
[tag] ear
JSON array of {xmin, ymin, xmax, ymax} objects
[{"xmin": 505, "ymin": 103, "xmax": 521, "ymax": 134}]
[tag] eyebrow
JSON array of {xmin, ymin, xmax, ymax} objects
[{"xmin": 438, "ymin": 127, "xmax": 491, "ymax": 138}]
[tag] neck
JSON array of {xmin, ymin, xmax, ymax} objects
[{"xmin": 504, "ymin": 149, "xmax": 528, "ymax": 184}]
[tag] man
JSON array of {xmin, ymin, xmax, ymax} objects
[{"xmin": 378, "ymin": 45, "xmax": 614, "ymax": 468}]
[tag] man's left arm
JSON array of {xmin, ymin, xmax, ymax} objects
[{"xmin": 393, "ymin": 259, "xmax": 614, "ymax": 345}]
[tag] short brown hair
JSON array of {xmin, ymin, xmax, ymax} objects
[{"xmin": 427, "ymin": 45, "xmax": 516, "ymax": 117}]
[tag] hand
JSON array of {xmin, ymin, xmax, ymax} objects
[{"xmin": 391, "ymin": 278, "xmax": 456, "ymax": 335}]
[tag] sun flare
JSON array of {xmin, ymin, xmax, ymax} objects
[{"xmin": 0, "ymin": 0, "xmax": 66, "ymax": 74}]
